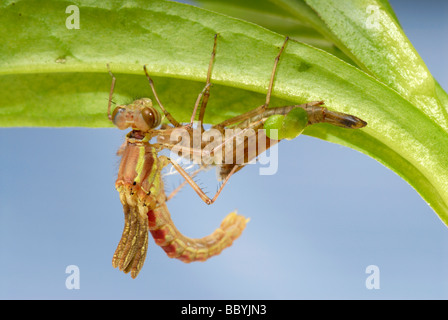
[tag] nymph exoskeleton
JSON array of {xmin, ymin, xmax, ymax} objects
[{"xmin": 107, "ymin": 34, "xmax": 366, "ymax": 278}]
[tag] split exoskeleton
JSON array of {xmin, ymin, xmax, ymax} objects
[{"xmin": 107, "ymin": 34, "xmax": 367, "ymax": 278}]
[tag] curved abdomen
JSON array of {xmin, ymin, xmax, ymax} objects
[
  {"xmin": 144, "ymin": 202, "xmax": 248, "ymax": 262},
  {"xmin": 113, "ymin": 139, "xmax": 248, "ymax": 278}
]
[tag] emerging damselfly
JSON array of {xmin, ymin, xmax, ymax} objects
[{"xmin": 107, "ymin": 34, "xmax": 367, "ymax": 278}]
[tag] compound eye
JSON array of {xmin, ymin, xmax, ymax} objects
[
  {"xmin": 141, "ymin": 107, "xmax": 155, "ymax": 128},
  {"xmin": 141, "ymin": 107, "xmax": 161, "ymax": 129},
  {"xmin": 112, "ymin": 107, "xmax": 129, "ymax": 130}
]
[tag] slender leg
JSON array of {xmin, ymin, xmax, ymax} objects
[
  {"xmin": 188, "ymin": 83, "xmax": 212, "ymax": 126},
  {"xmin": 160, "ymin": 155, "xmax": 239, "ymax": 205},
  {"xmin": 165, "ymin": 165, "xmax": 204, "ymax": 202},
  {"xmin": 213, "ymin": 36, "xmax": 290, "ymax": 129},
  {"xmin": 156, "ymin": 37, "xmax": 290, "ymax": 204},
  {"xmin": 182, "ymin": 34, "xmax": 218, "ymax": 128},
  {"xmin": 154, "ymin": 34, "xmax": 219, "ymax": 200},
  {"xmin": 145, "ymin": 34, "xmax": 218, "ymax": 129},
  {"xmin": 107, "ymin": 64, "xmax": 116, "ymax": 121},
  {"xmin": 143, "ymin": 65, "xmax": 181, "ymax": 127},
  {"xmin": 264, "ymin": 36, "xmax": 289, "ymax": 111},
  {"xmin": 197, "ymin": 33, "xmax": 218, "ymax": 129}
]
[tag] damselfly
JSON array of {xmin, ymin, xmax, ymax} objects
[
  {"xmin": 107, "ymin": 34, "xmax": 367, "ymax": 278},
  {"xmin": 154, "ymin": 35, "xmax": 367, "ymax": 204}
]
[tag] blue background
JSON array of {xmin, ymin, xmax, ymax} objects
[{"xmin": 1, "ymin": 0, "xmax": 448, "ymax": 299}]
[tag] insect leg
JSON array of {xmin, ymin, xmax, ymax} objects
[
  {"xmin": 210, "ymin": 37, "xmax": 290, "ymax": 130},
  {"xmin": 184, "ymin": 34, "xmax": 218, "ymax": 127},
  {"xmin": 234, "ymin": 36, "xmax": 291, "ymax": 125},
  {"xmin": 106, "ymin": 64, "xmax": 116, "ymax": 121},
  {"xmin": 160, "ymin": 155, "xmax": 239, "ymax": 205},
  {"xmin": 196, "ymin": 33, "xmax": 218, "ymax": 128},
  {"xmin": 264, "ymin": 36, "xmax": 289, "ymax": 111},
  {"xmin": 188, "ymin": 83, "xmax": 212, "ymax": 126},
  {"xmin": 165, "ymin": 165, "xmax": 204, "ymax": 202},
  {"xmin": 143, "ymin": 65, "xmax": 181, "ymax": 127}
]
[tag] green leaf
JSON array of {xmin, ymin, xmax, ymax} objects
[
  {"xmin": 2, "ymin": 0, "xmax": 448, "ymax": 227},
  {"xmin": 303, "ymin": 0, "xmax": 448, "ymax": 130},
  {"xmin": 194, "ymin": 0, "xmax": 355, "ymax": 64}
]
